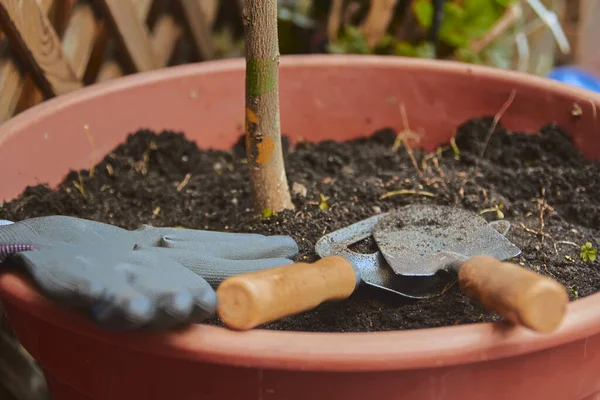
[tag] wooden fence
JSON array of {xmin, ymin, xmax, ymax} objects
[
  {"xmin": 0, "ymin": 0, "xmax": 596, "ymax": 125},
  {"xmin": 0, "ymin": 0, "xmax": 234, "ymax": 123}
]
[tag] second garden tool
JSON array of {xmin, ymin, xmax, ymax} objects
[
  {"xmin": 216, "ymin": 213, "xmax": 418, "ymax": 331},
  {"xmin": 372, "ymin": 203, "xmax": 569, "ymax": 332}
]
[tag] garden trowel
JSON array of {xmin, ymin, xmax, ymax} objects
[
  {"xmin": 216, "ymin": 213, "xmax": 416, "ymax": 331},
  {"xmin": 372, "ymin": 203, "xmax": 569, "ymax": 332}
]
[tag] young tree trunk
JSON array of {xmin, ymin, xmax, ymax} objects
[{"xmin": 243, "ymin": 0, "xmax": 294, "ymax": 213}]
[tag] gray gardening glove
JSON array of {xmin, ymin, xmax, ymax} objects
[{"xmin": 0, "ymin": 216, "xmax": 298, "ymax": 331}]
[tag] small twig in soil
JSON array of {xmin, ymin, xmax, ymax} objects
[
  {"xmin": 440, "ymin": 279, "xmax": 457, "ymax": 295},
  {"xmin": 177, "ymin": 173, "xmax": 192, "ymax": 192},
  {"xmin": 449, "ymin": 135, "xmax": 460, "ymax": 160},
  {"xmin": 72, "ymin": 171, "xmax": 87, "ymax": 199},
  {"xmin": 543, "ymin": 264, "xmax": 558, "ymax": 279},
  {"xmin": 135, "ymin": 141, "xmax": 155, "ymax": 176},
  {"xmin": 519, "ymin": 222, "xmax": 552, "ymax": 239},
  {"xmin": 83, "ymin": 124, "xmax": 96, "ymax": 177},
  {"xmin": 379, "ymin": 189, "xmax": 435, "ymax": 200},
  {"xmin": 481, "ymin": 188, "xmax": 489, "ymax": 203},
  {"xmin": 392, "ymin": 104, "xmax": 423, "ymax": 178},
  {"xmin": 420, "ymin": 152, "xmax": 436, "ymax": 171},
  {"xmin": 554, "ymin": 240, "xmax": 580, "ymax": 255},
  {"xmin": 431, "ymin": 157, "xmax": 449, "ymax": 192},
  {"xmin": 480, "ymin": 89, "xmax": 517, "ymax": 159},
  {"xmin": 534, "ymin": 188, "xmax": 555, "ymax": 242},
  {"xmin": 423, "ymin": 177, "xmax": 443, "ymax": 187}
]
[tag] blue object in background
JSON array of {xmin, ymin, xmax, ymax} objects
[{"xmin": 547, "ymin": 66, "xmax": 600, "ymax": 93}]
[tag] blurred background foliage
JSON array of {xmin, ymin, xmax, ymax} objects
[{"xmin": 213, "ymin": 0, "xmax": 574, "ymax": 76}]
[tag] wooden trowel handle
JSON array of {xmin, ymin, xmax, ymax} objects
[
  {"xmin": 458, "ymin": 255, "xmax": 569, "ymax": 332},
  {"xmin": 216, "ymin": 256, "xmax": 358, "ymax": 331}
]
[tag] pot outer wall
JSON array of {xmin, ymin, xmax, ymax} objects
[{"xmin": 0, "ymin": 55, "xmax": 600, "ymax": 400}]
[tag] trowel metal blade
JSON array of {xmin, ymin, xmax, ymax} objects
[
  {"xmin": 314, "ymin": 213, "xmax": 447, "ymax": 299},
  {"xmin": 373, "ymin": 204, "xmax": 522, "ymax": 278}
]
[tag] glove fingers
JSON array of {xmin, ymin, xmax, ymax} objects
[
  {"xmin": 144, "ymin": 224, "xmax": 296, "ymax": 247},
  {"xmin": 136, "ymin": 225, "xmax": 266, "ymax": 243},
  {"xmin": 10, "ymin": 248, "xmax": 156, "ymax": 330},
  {"xmin": 9, "ymin": 249, "xmax": 109, "ymax": 307},
  {"xmin": 158, "ymin": 235, "xmax": 299, "ymax": 260},
  {"xmin": 127, "ymin": 246, "xmax": 294, "ymax": 287},
  {"xmin": 138, "ymin": 286, "xmax": 217, "ymax": 329},
  {"xmin": 89, "ymin": 290, "xmax": 155, "ymax": 331},
  {"xmin": 124, "ymin": 250, "xmax": 218, "ymax": 328},
  {"xmin": 184, "ymin": 254, "xmax": 295, "ymax": 287}
]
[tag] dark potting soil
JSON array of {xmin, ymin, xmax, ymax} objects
[{"xmin": 1, "ymin": 118, "xmax": 599, "ymax": 332}]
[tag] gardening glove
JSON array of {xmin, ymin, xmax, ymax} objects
[{"xmin": 0, "ymin": 216, "xmax": 298, "ymax": 331}]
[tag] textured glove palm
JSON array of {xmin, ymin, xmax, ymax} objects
[{"xmin": 0, "ymin": 216, "xmax": 298, "ymax": 331}]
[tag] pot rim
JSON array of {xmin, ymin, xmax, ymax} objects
[{"xmin": 1, "ymin": 54, "xmax": 600, "ymax": 372}]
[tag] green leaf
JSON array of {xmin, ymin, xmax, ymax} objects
[
  {"xmin": 318, "ymin": 193, "xmax": 330, "ymax": 211},
  {"xmin": 394, "ymin": 41, "xmax": 418, "ymax": 57},
  {"xmin": 416, "ymin": 42, "xmax": 436, "ymax": 58},
  {"xmin": 456, "ymin": 48, "xmax": 484, "ymax": 64},
  {"xmin": 495, "ymin": 0, "xmax": 517, "ymax": 7},
  {"xmin": 327, "ymin": 25, "xmax": 372, "ymax": 55},
  {"xmin": 413, "ymin": 0, "xmax": 433, "ymax": 29},
  {"xmin": 263, "ymin": 208, "xmax": 273, "ymax": 218},
  {"xmin": 580, "ymin": 242, "xmax": 597, "ymax": 262},
  {"xmin": 569, "ymin": 286, "xmax": 578, "ymax": 300}
]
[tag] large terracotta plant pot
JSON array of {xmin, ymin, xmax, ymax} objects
[{"xmin": 1, "ymin": 55, "xmax": 599, "ymax": 400}]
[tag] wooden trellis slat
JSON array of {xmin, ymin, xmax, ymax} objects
[
  {"xmin": 0, "ymin": 42, "xmax": 22, "ymax": 121},
  {"xmin": 178, "ymin": 0, "xmax": 215, "ymax": 60},
  {"xmin": 62, "ymin": 3, "xmax": 98, "ymax": 80},
  {"xmin": 95, "ymin": 0, "xmax": 158, "ymax": 71},
  {"xmin": 50, "ymin": 0, "xmax": 79, "ymax": 37},
  {"xmin": 0, "ymin": 0, "xmax": 82, "ymax": 97},
  {"xmin": 133, "ymin": 0, "xmax": 153, "ymax": 22},
  {"xmin": 0, "ymin": 0, "xmax": 228, "ymax": 123},
  {"xmin": 38, "ymin": 0, "xmax": 54, "ymax": 15},
  {"xmin": 96, "ymin": 59, "xmax": 122, "ymax": 82},
  {"xmin": 0, "ymin": 0, "xmax": 56, "ymax": 119},
  {"xmin": 152, "ymin": 14, "xmax": 183, "ymax": 67}
]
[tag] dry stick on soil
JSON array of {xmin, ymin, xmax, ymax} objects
[
  {"xmin": 479, "ymin": 89, "xmax": 517, "ymax": 159},
  {"xmin": 177, "ymin": 173, "xmax": 192, "ymax": 192},
  {"xmin": 519, "ymin": 222, "xmax": 552, "ymax": 239},
  {"xmin": 393, "ymin": 103, "xmax": 423, "ymax": 178},
  {"xmin": 379, "ymin": 189, "xmax": 435, "ymax": 200},
  {"xmin": 243, "ymin": 0, "xmax": 294, "ymax": 213},
  {"xmin": 554, "ymin": 240, "xmax": 580, "ymax": 255},
  {"xmin": 83, "ymin": 124, "xmax": 96, "ymax": 177},
  {"xmin": 519, "ymin": 189, "xmax": 564, "ymax": 246},
  {"xmin": 534, "ymin": 187, "xmax": 555, "ymax": 242},
  {"xmin": 431, "ymin": 156, "xmax": 449, "ymax": 192}
]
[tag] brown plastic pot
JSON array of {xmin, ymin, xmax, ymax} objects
[{"xmin": 1, "ymin": 55, "xmax": 600, "ymax": 400}]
